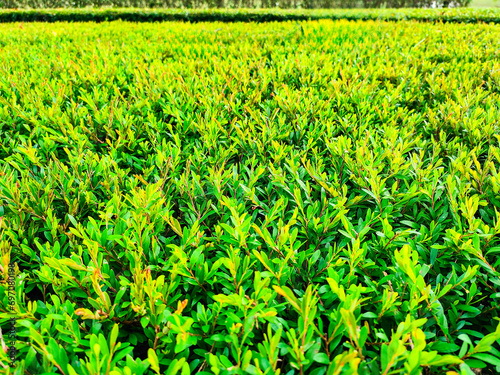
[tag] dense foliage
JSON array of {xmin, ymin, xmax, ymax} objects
[
  {"xmin": 3, "ymin": 7, "xmax": 500, "ymax": 22},
  {"xmin": 1, "ymin": 17, "xmax": 500, "ymax": 375}
]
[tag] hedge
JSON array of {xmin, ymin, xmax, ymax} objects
[{"xmin": 0, "ymin": 7, "xmax": 499, "ymax": 23}]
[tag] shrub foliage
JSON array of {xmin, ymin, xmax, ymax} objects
[
  {"xmin": 1, "ymin": 17, "xmax": 500, "ymax": 375},
  {"xmin": 2, "ymin": 8, "xmax": 500, "ymax": 23}
]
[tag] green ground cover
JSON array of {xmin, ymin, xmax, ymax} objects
[{"xmin": 1, "ymin": 16, "xmax": 500, "ymax": 375}]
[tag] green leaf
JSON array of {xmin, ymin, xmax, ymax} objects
[
  {"xmin": 471, "ymin": 353, "xmax": 500, "ymax": 366},
  {"xmin": 148, "ymin": 348, "xmax": 160, "ymax": 374},
  {"xmin": 464, "ymin": 358, "xmax": 487, "ymax": 369},
  {"xmin": 430, "ymin": 342, "xmax": 459, "ymax": 354},
  {"xmin": 313, "ymin": 353, "xmax": 330, "ymax": 364}
]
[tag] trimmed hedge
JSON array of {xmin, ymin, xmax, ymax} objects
[
  {"xmin": 0, "ymin": 7, "xmax": 500, "ymax": 23},
  {"xmin": 3, "ymin": 18, "xmax": 500, "ymax": 375}
]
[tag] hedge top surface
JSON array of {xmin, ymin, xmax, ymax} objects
[
  {"xmin": 1, "ymin": 7, "xmax": 500, "ymax": 23},
  {"xmin": 1, "ymin": 17, "xmax": 500, "ymax": 375}
]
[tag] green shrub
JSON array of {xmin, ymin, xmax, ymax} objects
[
  {"xmin": 1, "ymin": 17, "xmax": 500, "ymax": 375},
  {"xmin": 0, "ymin": 8, "xmax": 499, "ymax": 23}
]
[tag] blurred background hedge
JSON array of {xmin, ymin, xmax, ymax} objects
[{"xmin": 1, "ymin": 7, "xmax": 500, "ymax": 22}]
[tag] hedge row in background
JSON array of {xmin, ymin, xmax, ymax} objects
[
  {"xmin": 1, "ymin": 18, "xmax": 500, "ymax": 375},
  {"xmin": 0, "ymin": 7, "xmax": 499, "ymax": 22}
]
